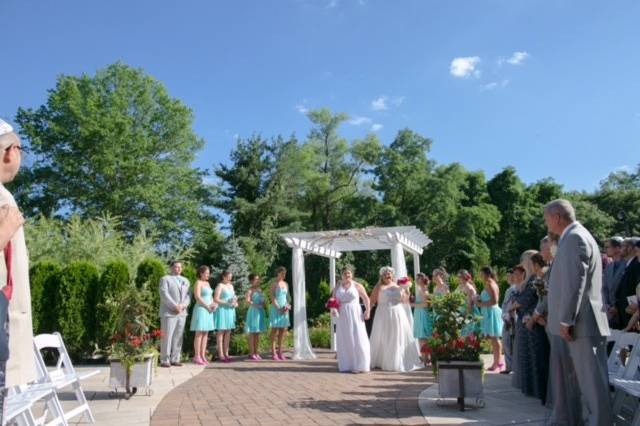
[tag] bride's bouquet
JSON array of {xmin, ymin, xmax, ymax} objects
[
  {"xmin": 325, "ymin": 297, "xmax": 341, "ymax": 318},
  {"xmin": 397, "ymin": 276, "xmax": 412, "ymax": 288}
]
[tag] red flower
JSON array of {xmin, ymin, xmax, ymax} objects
[
  {"xmin": 151, "ymin": 329, "xmax": 163, "ymax": 338},
  {"xmin": 325, "ymin": 298, "xmax": 340, "ymax": 310}
]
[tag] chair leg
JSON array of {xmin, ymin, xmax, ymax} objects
[
  {"xmin": 43, "ymin": 392, "xmax": 69, "ymax": 426},
  {"xmin": 72, "ymin": 380, "xmax": 95, "ymax": 424}
]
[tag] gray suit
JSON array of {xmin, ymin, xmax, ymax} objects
[
  {"xmin": 547, "ymin": 222, "xmax": 611, "ymax": 426},
  {"xmin": 159, "ymin": 274, "xmax": 191, "ymax": 364}
]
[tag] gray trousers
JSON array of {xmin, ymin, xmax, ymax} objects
[
  {"xmin": 567, "ymin": 335, "xmax": 612, "ymax": 426},
  {"xmin": 161, "ymin": 315, "xmax": 187, "ymax": 364},
  {"xmin": 502, "ymin": 325, "xmax": 514, "ymax": 371},
  {"xmin": 547, "ymin": 334, "xmax": 582, "ymax": 426}
]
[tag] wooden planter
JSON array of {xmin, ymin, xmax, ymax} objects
[
  {"xmin": 437, "ymin": 360, "xmax": 484, "ymax": 411},
  {"xmin": 109, "ymin": 354, "xmax": 155, "ymax": 398}
]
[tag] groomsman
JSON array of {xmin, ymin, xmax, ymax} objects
[
  {"xmin": 544, "ymin": 199, "xmax": 611, "ymax": 426},
  {"xmin": 613, "ymin": 237, "xmax": 640, "ymax": 327},
  {"xmin": 159, "ymin": 261, "xmax": 191, "ymax": 367}
]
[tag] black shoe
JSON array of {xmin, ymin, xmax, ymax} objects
[
  {"xmin": 499, "ymin": 369, "xmax": 511, "ymax": 374},
  {"xmin": 171, "ymin": 362, "xmax": 184, "ymax": 367},
  {"xmin": 160, "ymin": 362, "xmax": 171, "ymax": 368}
]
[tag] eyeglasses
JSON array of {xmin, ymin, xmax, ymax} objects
[{"xmin": 4, "ymin": 144, "xmax": 23, "ymax": 154}]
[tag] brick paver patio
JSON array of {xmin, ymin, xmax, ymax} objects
[{"xmin": 150, "ymin": 349, "xmax": 433, "ymax": 426}]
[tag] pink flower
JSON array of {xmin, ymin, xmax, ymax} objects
[
  {"xmin": 398, "ymin": 277, "xmax": 412, "ymax": 287},
  {"xmin": 325, "ymin": 297, "xmax": 340, "ymax": 310}
]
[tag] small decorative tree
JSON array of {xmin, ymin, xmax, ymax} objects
[
  {"xmin": 422, "ymin": 292, "xmax": 482, "ymax": 375},
  {"xmin": 211, "ymin": 237, "xmax": 250, "ymax": 297}
]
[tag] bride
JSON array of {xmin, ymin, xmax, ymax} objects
[{"xmin": 369, "ymin": 266, "xmax": 422, "ymax": 372}]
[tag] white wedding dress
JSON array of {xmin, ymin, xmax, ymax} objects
[
  {"xmin": 370, "ymin": 286, "xmax": 422, "ymax": 372},
  {"xmin": 335, "ymin": 283, "xmax": 370, "ymax": 372}
]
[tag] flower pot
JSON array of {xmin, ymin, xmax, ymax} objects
[
  {"xmin": 109, "ymin": 354, "xmax": 155, "ymax": 398},
  {"xmin": 437, "ymin": 360, "xmax": 484, "ymax": 411}
]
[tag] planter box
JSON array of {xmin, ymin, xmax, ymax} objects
[
  {"xmin": 437, "ymin": 360, "xmax": 484, "ymax": 411},
  {"xmin": 109, "ymin": 354, "xmax": 155, "ymax": 397}
]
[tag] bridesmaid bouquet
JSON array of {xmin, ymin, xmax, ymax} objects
[
  {"xmin": 397, "ymin": 276, "xmax": 412, "ymax": 288},
  {"xmin": 325, "ymin": 297, "xmax": 341, "ymax": 318}
]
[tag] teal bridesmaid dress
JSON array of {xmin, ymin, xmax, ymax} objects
[
  {"xmin": 214, "ymin": 286, "xmax": 236, "ymax": 330},
  {"xmin": 190, "ymin": 285, "xmax": 215, "ymax": 331},
  {"xmin": 269, "ymin": 287, "xmax": 290, "ymax": 328},
  {"xmin": 412, "ymin": 291, "xmax": 433, "ymax": 339},
  {"xmin": 245, "ymin": 290, "xmax": 267, "ymax": 333},
  {"xmin": 480, "ymin": 289, "xmax": 503, "ymax": 337}
]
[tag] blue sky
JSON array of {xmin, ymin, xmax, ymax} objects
[{"xmin": 2, "ymin": 0, "xmax": 639, "ymax": 192}]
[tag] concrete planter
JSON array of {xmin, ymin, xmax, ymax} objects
[
  {"xmin": 109, "ymin": 354, "xmax": 155, "ymax": 398},
  {"xmin": 437, "ymin": 360, "xmax": 484, "ymax": 410}
]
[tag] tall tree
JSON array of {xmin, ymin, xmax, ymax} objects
[
  {"xmin": 13, "ymin": 62, "xmax": 216, "ymax": 245},
  {"xmin": 591, "ymin": 164, "xmax": 640, "ymax": 236}
]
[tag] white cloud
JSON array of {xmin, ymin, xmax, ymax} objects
[
  {"xmin": 506, "ymin": 51, "xmax": 529, "ymax": 65},
  {"xmin": 295, "ymin": 104, "xmax": 309, "ymax": 114},
  {"xmin": 348, "ymin": 115, "xmax": 372, "ymax": 126},
  {"xmin": 450, "ymin": 56, "xmax": 481, "ymax": 78},
  {"xmin": 370, "ymin": 123, "xmax": 383, "ymax": 132},
  {"xmin": 371, "ymin": 96, "xmax": 388, "ymax": 111},
  {"xmin": 481, "ymin": 79, "xmax": 510, "ymax": 91}
]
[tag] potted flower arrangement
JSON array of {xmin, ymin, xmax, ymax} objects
[
  {"xmin": 422, "ymin": 291, "xmax": 484, "ymax": 410},
  {"xmin": 108, "ymin": 286, "xmax": 161, "ymax": 399}
]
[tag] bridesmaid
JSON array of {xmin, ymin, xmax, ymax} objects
[
  {"xmin": 269, "ymin": 266, "xmax": 290, "ymax": 361},
  {"xmin": 334, "ymin": 266, "xmax": 371, "ymax": 373},
  {"xmin": 457, "ymin": 269, "xmax": 480, "ymax": 337},
  {"xmin": 213, "ymin": 271, "xmax": 237, "ymax": 362},
  {"xmin": 412, "ymin": 273, "xmax": 433, "ymax": 364},
  {"xmin": 475, "ymin": 266, "xmax": 504, "ymax": 371},
  {"xmin": 190, "ymin": 265, "xmax": 217, "ymax": 365},
  {"xmin": 244, "ymin": 273, "xmax": 267, "ymax": 360},
  {"xmin": 432, "ymin": 268, "xmax": 450, "ymax": 296}
]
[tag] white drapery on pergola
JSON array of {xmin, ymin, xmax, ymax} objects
[{"xmin": 280, "ymin": 226, "xmax": 432, "ymax": 360}]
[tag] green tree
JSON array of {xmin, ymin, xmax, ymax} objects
[
  {"xmin": 29, "ymin": 261, "xmax": 63, "ymax": 334},
  {"xmin": 211, "ymin": 237, "xmax": 251, "ymax": 297},
  {"xmin": 14, "ymin": 62, "xmax": 217, "ymax": 245},
  {"xmin": 591, "ymin": 164, "xmax": 640, "ymax": 236}
]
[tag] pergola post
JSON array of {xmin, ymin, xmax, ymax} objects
[
  {"xmin": 291, "ymin": 246, "xmax": 316, "ymax": 360},
  {"xmin": 329, "ymin": 257, "xmax": 337, "ymax": 352},
  {"xmin": 413, "ymin": 252, "xmax": 421, "ymax": 278}
]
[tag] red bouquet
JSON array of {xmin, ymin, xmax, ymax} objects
[
  {"xmin": 398, "ymin": 276, "xmax": 412, "ymax": 288},
  {"xmin": 325, "ymin": 297, "xmax": 340, "ymax": 318}
]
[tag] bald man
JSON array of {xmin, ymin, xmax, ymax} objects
[{"xmin": 0, "ymin": 119, "xmax": 36, "ymax": 405}]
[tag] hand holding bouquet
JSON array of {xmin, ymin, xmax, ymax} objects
[{"xmin": 397, "ymin": 276, "xmax": 412, "ymax": 288}]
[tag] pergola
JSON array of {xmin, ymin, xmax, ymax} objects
[{"xmin": 280, "ymin": 226, "xmax": 432, "ymax": 360}]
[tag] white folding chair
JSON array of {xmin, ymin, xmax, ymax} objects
[
  {"xmin": 32, "ymin": 333, "xmax": 99, "ymax": 424},
  {"xmin": 610, "ymin": 332, "xmax": 640, "ymax": 425},
  {"xmin": 607, "ymin": 331, "xmax": 640, "ymax": 382},
  {"xmin": 4, "ymin": 385, "xmax": 66, "ymax": 426}
]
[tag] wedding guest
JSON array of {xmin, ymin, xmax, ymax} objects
[
  {"xmin": 614, "ymin": 237, "xmax": 640, "ymax": 326},
  {"xmin": 501, "ymin": 266, "xmax": 522, "ymax": 375},
  {"xmin": 508, "ymin": 266, "xmax": 526, "ymax": 386},
  {"xmin": 213, "ymin": 271, "xmax": 237, "ymax": 362},
  {"xmin": 544, "ymin": 199, "xmax": 612, "ymax": 425},
  {"xmin": 602, "ymin": 236, "xmax": 626, "ymax": 328},
  {"xmin": 432, "ymin": 268, "xmax": 449, "ymax": 296},
  {"xmin": 159, "ymin": 261, "xmax": 191, "ymax": 367},
  {"xmin": 333, "ymin": 266, "xmax": 371, "ymax": 373},
  {"xmin": 531, "ymin": 236, "xmax": 557, "ymax": 332},
  {"xmin": 369, "ymin": 266, "xmax": 421, "ymax": 372},
  {"xmin": 269, "ymin": 266, "xmax": 290, "ymax": 361},
  {"xmin": 190, "ymin": 266, "xmax": 216, "ymax": 365},
  {"xmin": 412, "ymin": 273, "xmax": 433, "ymax": 364},
  {"xmin": 522, "ymin": 253, "xmax": 550, "ymax": 403},
  {"xmin": 456, "ymin": 270, "xmax": 480, "ymax": 337},
  {"xmin": 244, "ymin": 273, "xmax": 267, "ymax": 360},
  {"xmin": 0, "ymin": 119, "xmax": 36, "ymax": 411},
  {"xmin": 475, "ymin": 267, "xmax": 504, "ymax": 372},
  {"xmin": 512, "ymin": 250, "xmax": 549, "ymax": 402}
]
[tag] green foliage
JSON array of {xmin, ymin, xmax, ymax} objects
[
  {"xmin": 14, "ymin": 62, "xmax": 217, "ymax": 246},
  {"xmin": 57, "ymin": 261, "xmax": 100, "ymax": 358},
  {"xmin": 29, "ymin": 261, "xmax": 63, "ymax": 334},
  {"xmin": 135, "ymin": 257, "xmax": 167, "ymax": 327},
  {"xmin": 95, "ymin": 260, "xmax": 131, "ymax": 350},
  {"xmin": 307, "ymin": 280, "xmax": 331, "ymax": 322},
  {"xmin": 309, "ymin": 327, "xmax": 331, "ymax": 348},
  {"xmin": 229, "ymin": 330, "xmax": 293, "ymax": 355},
  {"xmin": 25, "ymin": 215, "xmax": 159, "ymax": 275},
  {"xmin": 211, "ymin": 237, "xmax": 250, "ymax": 297},
  {"xmin": 108, "ymin": 286, "xmax": 161, "ymax": 373}
]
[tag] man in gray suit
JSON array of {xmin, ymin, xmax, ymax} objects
[
  {"xmin": 159, "ymin": 261, "xmax": 191, "ymax": 367},
  {"xmin": 602, "ymin": 236, "xmax": 626, "ymax": 328},
  {"xmin": 544, "ymin": 199, "xmax": 612, "ymax": 426}
]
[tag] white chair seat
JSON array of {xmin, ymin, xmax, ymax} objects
[{"xmin": 612, "ymin": 378, "xmax": 640, "ymax": 398}]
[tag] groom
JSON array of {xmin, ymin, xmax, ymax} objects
[{"xmin": 159, "ymin": 261, "xmax": 191, "ymax": 367}]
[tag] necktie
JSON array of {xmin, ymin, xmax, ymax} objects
[{"xmin": 2, "ymin": 241, "xmax": 12, "ymax": 300}]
